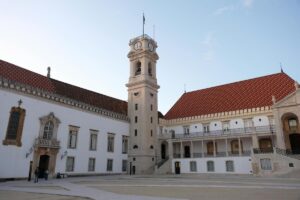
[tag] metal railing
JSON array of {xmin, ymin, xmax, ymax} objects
[
  {"xmin": 159, "ymin": 125, "xmax": 275, "ymax": 139},
  {"xmin": 253, "ymin": 148, "xmax": 274, "ymax": 154},
  {"xmin": 157, "ymin": 156, "xmax": 169, "ymax": 168},
  {"xmin": 35, "ymin": 137, "xmax": 60, "ymax": 148},
  {"xmin": 173, "ymin": 150, "xmax": 251, "ymax": 158}
]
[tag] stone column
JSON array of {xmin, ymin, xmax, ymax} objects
[
  {"xmin": 201, "ymin": 140, "xmax": 204, "ymax": 158},
  {"xmin": 191, "ymin": 141, "xmax": 194, "ymax": 158},
  {"xmin": 238, "ymin": 138, "xmax": 242, "ymax": 156},
  {"xmin": 225, "ymin": 138, "xmax": 228, "ymax": 156},
  {"xmin": 213, "ymin": 140, "xmax": 216, "ymax": 157},
  {"xmin": 252, "ymin": 134, "xmax": 259, "ymax": 149},
  {"xmin": 180, "ymin": 141, "xmax": 183, "ymax": 158},
  {"xmin": 168, "ymin": 140, "xmax": 173, "ymax": 159}
]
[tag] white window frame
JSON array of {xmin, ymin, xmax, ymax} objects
[
  {"xmin": 190, "ymin": 161, "xmax": 197, "ymax": 172},
  {"xmin": 68, "ymin": 126, "xmax": 79, "ymax": 149},
  {"xmin": 66, "ymin": 156, "xmax": 75, "ymax": 172},
  {"xmin": 88, "ymin": 158, "xmax": 96, "ymax": 172},
  {"xmin": 89, "ymin": 131, "xmax": 98, "ymax": 151}
]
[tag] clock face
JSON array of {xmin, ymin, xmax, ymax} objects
[
  {"xmin": 134, "ymin": 42, "xmax": 142, "ymax": 50},
  {"xmin": 148, "ymin": 42, "xmax": 154, "ymax": 51}
]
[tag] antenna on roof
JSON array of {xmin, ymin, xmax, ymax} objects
[
  {"xmin": 280, "ymin": 62, "xmax": 284, "ymax": 73},
  {"xmin": 47, "ymin": 66, "xmax": 51, "ymax": 78}
]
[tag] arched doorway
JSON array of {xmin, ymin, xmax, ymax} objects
[
  {"xmin": 161, "ymin": 143, "xmax": 166, "ymax": 159},
  {"xmin": 289, "ymin": 134, "xmax": 300, "ymax": 154},
  {"xmin": 38, "ymin": 155, "xmax": 50, "ymax": 178},
  {"xmin": 281, "ymin": 113, "xmax": 300, "ymax": 153}
]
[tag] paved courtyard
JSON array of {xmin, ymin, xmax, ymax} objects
[{"xmin": 0, "ymin": 174, "xmax": 300, "ymax": 200}]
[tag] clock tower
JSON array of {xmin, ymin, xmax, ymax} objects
[{"xmin": 126, "ymin": 34, "xmax": 159, "ymax": 174}]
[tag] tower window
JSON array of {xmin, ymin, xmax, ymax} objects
[
  {"xmin": 135, "ymin": 116, "xmax": 138, "ymax": 123},
  {"xmin": 150, "ymin": 130, "xmax": 153, "ymax": 137},
  {"xmin": 135, "ymin": 61, "xmax": 141, "ymax": 76},
  {"xmin": 150, "ymin": 104, "xmax": 153, "ymax": 111},
  {"xmin": 135, "ymin": 104, "xmax": 138, "ymax": 110},
  {"xmin": 134, "ymin": 129, "xmax": 138, "ymax": 136},
  {"xmin": 133, "ymin": 145, "xmax": 138, "ymax": 149},
  {"xmin": 148, "ymin": 62, "xmax": 152, "ymax": 76},
  {"xmin": 150, "ymin": 145, "xmax": 154, "ymax": 149},
  {"xmin": 151, "ymin": 117, "xmax": 153, "ymax": 123}
]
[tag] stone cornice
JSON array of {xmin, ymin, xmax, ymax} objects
[
  {"xmin": 159, "ymin": 106, "xmax": 273, "ymax": 126},
  {"xmin": 0, "ymin": 76, "xmax": 130, "ymax": 122}
]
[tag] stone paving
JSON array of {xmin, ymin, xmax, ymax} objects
[{"xmin": 0, "ymin": 174, "xmax": 300, "ymax": 200}]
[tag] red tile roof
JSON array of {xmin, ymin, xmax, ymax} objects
[
  {"xmin": 0, "ymin": 59, "xmax": 127, "ymax": 115},
  {"xmin": 164, "ymin": 73, "xmax": 296, "ymax": 120}
]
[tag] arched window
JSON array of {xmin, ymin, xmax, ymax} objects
[
  {"xmin": 43, "ymin": 121, "xmax": 54, "ymax": 139},
  {"xmin": 133, "ymin": 145, "xmax": 138, "ymax": 149},
  {"xmin": 148, "ymin": 62, "xmax": 152, "ymax": 76},
  {"xmin": 135, "ymin": 61, "xmax": 141, "ymax": 75},
  {"xmin": 288, "ymin": 118, "xmax": 298, "ymax": 132},
  {"xmin": 3, "ymin": 106, "xmax": 26, "ymax": 147}
]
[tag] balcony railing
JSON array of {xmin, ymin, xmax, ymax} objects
[
  {"xmin": 35, "ymin": 137, "xmax": 60, "ymax": 149},
  {"xmin": 173, "ymin": 150, "xmax": 251, "ymax": 158},
  {"xmin": 253, "ymin": 148, "xmax": 273, "ymax": 154},
  {"xmin": 159, "ymin": 125, "xmax": 275, "ymax": 139}
]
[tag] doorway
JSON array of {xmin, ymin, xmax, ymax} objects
[
  {"xmin": 289, "ymin": 134, "xmax": 300, "ymax": 154},
  {"xmin": 175, "ymin": 161, "xmax": 181, "ymax": 174},
  {"xmin": 184, "ymin": 146, "xmax": 190, "ymax": 158},
  {"xmin": 38, "ymin": 155, "xmax": 50, "ymax": 178},
  {"xmin": 161, "ymin": 143, "xmax": 166, "ymax": 159},
  {"xmin": 132, "ymin": 166, "xmax": 136, "ymax": 175}
]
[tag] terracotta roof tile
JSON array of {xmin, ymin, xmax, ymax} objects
[
  {"xmin": 164, "ymin": 73, "xmax": 296, "ymax": 120},
  {"xmin": 0, "ymin": 59, "xmax": 127, "ymax": 115}
]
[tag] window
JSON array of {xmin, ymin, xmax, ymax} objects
[
  {"xmin": 150, "ymin": 145, "xmax": 154, "ymax": 149},
  {"xmin": 66, "ymin": 156, "xmax": 75, "ymax": 172},
  {"xmin": 190, "ymin": 161, "xmax": 197, "ymax": 172},
  {"xmin": 107, "ymin": 159, "xmax": 113, "ymax": 171},
  {"xmin": 150, "ymin": 104, "xmax": 153, "ymax": 111},
  {"xmin": 135, "ymin": 116, "xmax": 138, "ymax": 123},
  {"xmin": 134, "ymin": 129, "xmax": 138, "ymax": 136},
  {"xmin": 148, "ymin": 62, "xmax": 152, "ymax": 76},
  {"xmin": 122, "ymin": 160, "xmax": 127, "ymax": 172},
  {"xmin": 68, "ymin": 127, "xmax": 78, "ymax": 149},
  {"xmin": 89, "ymin": 132, "xmax": 98, "ymax": 151},
  {"xmin": 150, "ymin": 117, "xmax": 153, "ymax": 123},
  {"xmin": 230, "ymin": 140, "xmax": 242, "ymax": 154},
  {"xmin": 260, "ymin": 158, "xmax": 272, "ymax": 170},
  {"xmin": 207, "ymin": 141, "xmax": 215, "ymax": 155},
  {"xmin": 3, "ymin": 106, "xmax": 26, "ymax": 147},
  {"xmin": 222, "ymin": 122, "xmax": 230, "ymax": 133},
  {"xmin": 107, "ymin": 133, "xmax": 115, "ymax": 152},
  {"xmin": 135, "ymin": 104, "xmax": 138, "ymax": 110},
  {"xmin": 43, "ymin": 121, "xmax": 54, "ymax": 139},
  {"xmin": 203, "ymin": 124, "xmax": 210, "ymax": 133},
  {"xmin": 150, "ymin": 130, "xmax": 153, "ymax": 137},
  {"xmin": 207, "ymin": 161, "xmax": 214, "ymax": 172},
  {"xmin": 288, "ymin": 118, "xmax": 298, "ymax": 132},
  {"xmin": 226, "ymin": 160, "xmax": 234, "ymax": 172},
  {"xmin": 122, "ymin": 136, "xmax": 128, "ymax": 154},
  {"xmin": 88, "ymin": 158, "xmax": 96, "ymax": 171},
  {"xmin": 133, "ymin": 145, "xmax": 138, "ymax": 149},
  {"xmin": 183, "ymin": 126, "xmax": 190, "ymax": 135},
  {"xmin": 135, "ymin": 61, "xmax": 141, "ymax": 75}
]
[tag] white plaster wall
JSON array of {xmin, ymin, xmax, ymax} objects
[
  {"xmin": 0, "ymin": 89, "xmax": 129, "ymax": 178},
  {"xmin": 253, "ymin": 116, "xmax": 269, "ymax": 126},
  {"xmin": 190, "ymin": 123, "xmax": 202, "ymax": 132},
  {"xmin": 172, "ymin": 157, "xmax": 252, "ymax": 174},
  {"xmin": 229, "ymin": 119, "xmax": 244, "ymax": 129},
  {"xmin": 210, "ymin": 121, "xmax": 222, "ymax": 131}
]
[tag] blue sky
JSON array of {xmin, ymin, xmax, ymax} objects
[{"xmin": 0, "ymin": 0, "xmax": 299, "ymax": 114}]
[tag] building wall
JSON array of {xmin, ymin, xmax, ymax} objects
[
  {"xmin": 0, "ymin": 89, "xmax": 129, "ymax": 178},
  {"xmin": 172, "ymin": 157, "xmax": 252, "ymax": 174}
]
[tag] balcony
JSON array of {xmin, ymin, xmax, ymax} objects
[
  {"xmin": 173, "ymin": 150, "xmax": 251, "ymax": 159},
  {"xmin": 35, "ymin": 137, "xmax": 60, "ymax": 149},
  {"xmin": 159, "ymin": 125, "xmax": 276, "ymax": 139}
]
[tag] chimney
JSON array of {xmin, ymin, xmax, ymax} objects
[{"xmin": 47, "ymin": 66, "xmax": 51, "ymax": 78}]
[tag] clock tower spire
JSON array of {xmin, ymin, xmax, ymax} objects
[{"xmin": 126, "ymin": 34, "xmax": 159, "ymax": 174}]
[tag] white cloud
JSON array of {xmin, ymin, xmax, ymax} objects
[
  {"xmin": 213, "ymin": 5, "xmax": 236, "ymax": 16},
  {"xmin": 243, "ymin": 0, "xmax": 254, "ymax": 8}
]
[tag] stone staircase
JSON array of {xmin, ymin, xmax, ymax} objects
[{"xmin": 154, "ymin": 157, "xmax": 171, "ymax": 174}]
